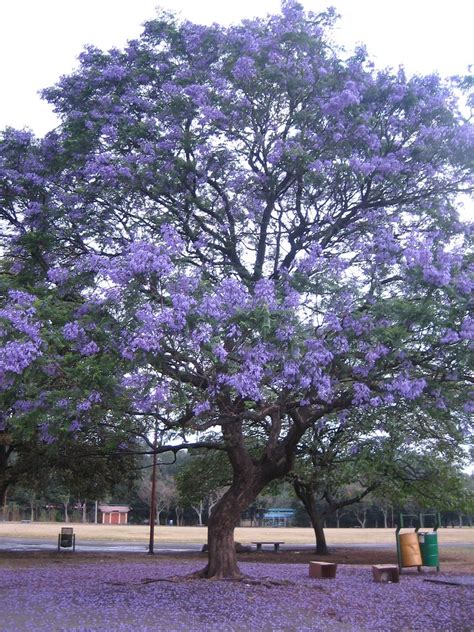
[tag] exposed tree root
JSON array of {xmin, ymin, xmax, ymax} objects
[
  {"xmin": 107, "ymin": 573, "xmax": 294, "ymax": 588},
  {"xmin": 107, "ymin": 566, "xmax": 295, "ymax": 587},
  {"xmin": 138, "ymin": 574, "xmax": 294, "ymax": 587},
  {"xmin": 180, "ymin": 564, "xmax": 244, "ymax": 581},
  {"xmin": 141, "ymin": 575, "xmax": 186, "ymax": 584},
  {"xmin": 237, "ymin": 576, "xmax": 294, "ymax": 588},
  {"xmin": 141, "ymin": 569, "xmax": 294, "ymax": 588},
  {"xmin": 106, "ymin": 576, "xmax": 184, "ymax": 587}
]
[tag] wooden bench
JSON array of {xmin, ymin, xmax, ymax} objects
[
  {"xmin": 372, "ymin": 564, "xmax": 399, "ymax": 583},
  {"xmin": 57, "ymin": 527, "xmax": 76, "ymax": 552},
  {"xmin": 309, "ymin": 561, "xmax": 337, "ymax": 579},
  {"xmin": 252, "ymin": 541, "xmax": 285, "ymax": 552}
]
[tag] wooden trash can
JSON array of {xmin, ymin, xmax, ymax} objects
[
  {"xmin": 309, "ymin": 561, "xmax": 337, "ymax": 579},
  {"xmin": 372, "ymin": 564, "xmax": 400, "ymax": 583}
]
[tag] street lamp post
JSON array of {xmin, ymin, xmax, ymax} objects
[{"xmin": 148, "ymin": 428, "xmax": 158, "ymax": 554}]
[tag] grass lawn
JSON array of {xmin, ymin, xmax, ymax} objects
[
  {"xmin": 1, "ymin": 522, "xmax": 473, "ymax": 545},
  {"xmin": 1, "ymin": 522, "xmax": 473, "ymax": 574}
]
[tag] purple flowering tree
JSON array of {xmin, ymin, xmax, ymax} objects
[{"xmin": 1, "ymin": 2, "xmax": 472, "ymax": 577}]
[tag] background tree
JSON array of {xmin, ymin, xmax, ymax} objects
[
  {"xmin": 292, "ymin": 405, "xmax": 469, "ymax": 553},
  {"xmin": 176, "ymin": 450, "xmax": 231, "ymax": 526},
  {"xmin": 0, "ymin": 2, "xmax": 472, "ymax": 578},
  {"xmin": 1, "ymin": 423, "xmax": 139, "ymax": 523},
  {"xmin": 137, "ymin": 469, "xmax": 177, "ymax": 526}
]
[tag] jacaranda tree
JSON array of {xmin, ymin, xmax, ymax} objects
[{"xmin": 1, "ymin": 2, "xmax": 472, "ymax": 577}]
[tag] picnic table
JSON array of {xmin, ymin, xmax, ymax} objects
[{"xmin": 252, "ymin": 541, "xmax": 285, "ymax": 552}]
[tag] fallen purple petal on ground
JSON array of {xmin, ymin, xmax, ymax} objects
[{"xmin": 1, "ymin": 561, "xmax": 473, "ymax": 631}]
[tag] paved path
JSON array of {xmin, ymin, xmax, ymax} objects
[
  {"xmin": 0, "ymin": 536, "xmax": 203, "ymax": 553},
  {"xmin": 1, "ymin": 536, "xmax": 472, "ymax": 554}
]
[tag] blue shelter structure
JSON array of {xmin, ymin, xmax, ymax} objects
[{"xmin": 262, "ymin": 508, "xmax": 295, "ymax": 527}]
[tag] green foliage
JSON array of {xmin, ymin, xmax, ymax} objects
[
  {"xmin": 291, "ymin": 404, "xmax": 469, "ymax": 522},
  {"xmin": 175, "ymin": 449, "xmax": 231, "ymax": 508}
]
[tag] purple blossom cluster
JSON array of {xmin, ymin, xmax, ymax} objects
[
  {"xmin": 0, "ymin": 294, "xmax": 43, "ymax": 385},
  {"xmin": 62, "ymin": 320, "xmax": 100, "ymax": 357},
  {"xmin": 47, "ymin": 267, "xmax": 69, "ymax": 285},
  {"xmin": 53, "ymin": 209, "xmax": 469, "ymax": 423}
]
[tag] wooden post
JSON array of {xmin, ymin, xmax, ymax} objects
[
  {"xmin": 309, "ymin": 561, "xmax": 337, "ymax": 579},
  {"xmin": 372, "ymin": 565, "xmax": 399, "ymax": 583}
]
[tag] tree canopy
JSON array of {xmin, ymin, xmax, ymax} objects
[{"xmin": 0, "ymin": 1, "xmax": 472, "ymax": 577}]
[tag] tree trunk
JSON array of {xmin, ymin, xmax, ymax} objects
[
  {"xmin": 203, "ymin": 471, "xmax": 269, "ymax": 578},
  {"xmin": 197, "ymin": 412, "xmax": 302, "ymax": 579},
  {"xmin": 355, "ymin": 509, "xmax": 367, "ymax": 528},
  {"xmin": 192, "ymin": 502, "xmax": 203, "ymax": 527},
  {"xmin": 64, "ymin": 502, "xmax": 69, "ymax": 523},
  {"xmin": 205, "ymin": 490, "xmax": 252, "ymax": 578},
  {"xmin": 1, "ymin": 486, "xmax": 8, "ymax": 521},
  {"xmin": 175, "ymin": 506, "xmax": 183, "ymax": 526},
  {"xmin": 304, "ymin": 497, "xmax": 329, "ymax": 554},
  {"xmin": 30, "ymin": 499, "xmax": 35, "ymax": 521},
  {"xmin": 82, "ymin": 501, "xmax": 87, "ymax": 523},
  {"xmin": 292, "ymin": 479, "xmax": 329, "ymax": 555},
  {"xmin": 208, "ymin": 488, "xmax": 226, "ymax": 516},
  {"xmin": 0, "ymin": 444, "xmax": 15, "ymax": 522},
  {"xmin": 312, "ymin": 512, "xmax": 329, "ymax": 555},
  {"xmin": 305, "ymin": 504, "xmax": 329, "ymax": 554}
]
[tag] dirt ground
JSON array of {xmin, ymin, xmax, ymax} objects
[{"xmin": 0, "ymin": 545, "xmax": 472, "ymax": 574}]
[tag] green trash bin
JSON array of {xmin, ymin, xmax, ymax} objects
[{"xmin": 418, "ymin": 531, "xmax": 439, "ymax": 570}]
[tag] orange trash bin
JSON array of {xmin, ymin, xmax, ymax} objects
[{"xmin": 399, "ymin": 532, "xmax": 422, "ymax": 567}]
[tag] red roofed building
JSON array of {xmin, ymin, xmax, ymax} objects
[{"xmin": 99, "ymin": 504, "xmax": 130, "ymax": 525}]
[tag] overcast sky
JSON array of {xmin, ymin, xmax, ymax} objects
[{"xmin": 0, "ymin": 0, "xmax": 472, "ymax": 135}]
